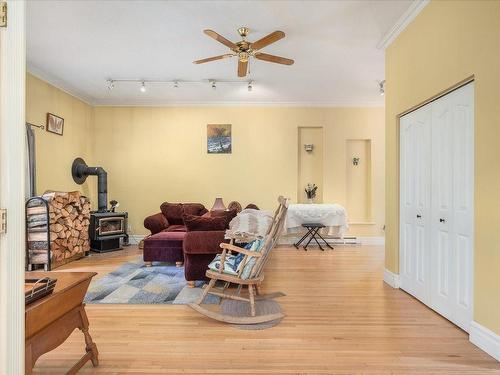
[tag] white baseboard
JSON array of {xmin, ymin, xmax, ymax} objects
[
  {"xmin": 359, "ymin": 236, "xmax": 385, "ymax": 246},
  {"xmin": 383, "ymin": 268, "xmax": 400, "ymax": 288},
  {"xmin": 469, "ymin": 321, "xmax": 500, "ymax": 361},
  {"xmin": 278, "ymin": 236, "xmax": 384, "ymax": 246}
]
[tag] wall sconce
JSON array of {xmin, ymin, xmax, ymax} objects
[
  {"xmin": 353, "ymin": 157, "xmax": 360, "ymax": 166},
  {"xmin": 304, "ymin": 144, "xmax": 314, "ymax": 153}
]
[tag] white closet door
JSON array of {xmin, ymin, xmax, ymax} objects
[
  {"xmin": 399, "ymin": 106, "xmax": 431, "ymax": 302},
  {"xmin": 430, "ymin": 83, "xmax": 474, "ymax": 332},
  {"xmin": 400, "ymin": 82, "xmax": 474, "ymax": 333}
]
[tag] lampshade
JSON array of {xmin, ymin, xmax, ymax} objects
[{"xmin": 211, "ymin": 197, "xmax": 226, "ymax": 211}]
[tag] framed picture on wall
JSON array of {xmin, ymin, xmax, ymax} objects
[
  {"xmin": 46, "ymin": 113, "xmax": 64, "ymax": 135},
  {"xmin": 207, "ymin": 124, "xmax": 231, "ymax": 154}
]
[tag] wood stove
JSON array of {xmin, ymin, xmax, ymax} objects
[
  {"xmin": 72, "ymin": 158, "xmax": 128, "ymax": 253},
  {"xmin": 89, "ymin": 211, "xmax": 128, "ymax": 253}
]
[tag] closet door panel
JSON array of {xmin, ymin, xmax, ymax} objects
[
  {"xmin": 399, "ymin": 107, "xmax": 431, "ymax": 301},
  {"xmin": 430, "ymin": 95, "xmax": 454, "ymax": 317},
  {"xmin": 450, "ymin": 84, "xmax": 474, "ymax": 331}
]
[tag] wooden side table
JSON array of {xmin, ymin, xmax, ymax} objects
[{"xmin": 25, "ymin": 271, "xmax": 99, "ymax": 375}]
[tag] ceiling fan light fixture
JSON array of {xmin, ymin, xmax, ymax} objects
[{"xmin": 140, "ymin": 81, "xmax": 146, "ymax": 93}]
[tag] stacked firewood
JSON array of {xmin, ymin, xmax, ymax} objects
[
  {"xmin": 45, "ymin": 191, "xmax": 91, "ymax": 266},
  {"xmin": 27, "ymin": 191, "xmax": 92, "ymax": 270}
]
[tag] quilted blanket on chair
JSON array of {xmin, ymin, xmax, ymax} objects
[{"xmin": 225, "ymin": 209, "xmax": 273, "ymax": 243}]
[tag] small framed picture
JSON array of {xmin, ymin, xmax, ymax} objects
[
  {"xmin": 207, "ymin": 124, "xmax": 231, "ymax": 154},
  {"xmin": 46, "ymin": 113, "xmax": 64, "ymax": 135}
]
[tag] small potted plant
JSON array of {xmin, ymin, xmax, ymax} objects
[{"xmin": 305, "ymin": 183, "xmax": 318, "ymax": 203}]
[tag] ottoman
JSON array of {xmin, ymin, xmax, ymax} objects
[{"xmin": 143, "ymin": 231, "xmax": 186, "ymax": 267}]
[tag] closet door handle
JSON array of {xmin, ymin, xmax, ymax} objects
[
  {"xmin": 439, "ymin": 218, "xmax": 446, "ymax": 223},
  {"xmin": 416, "ymin": 215, "xmax": 422, "ymax": 219}
]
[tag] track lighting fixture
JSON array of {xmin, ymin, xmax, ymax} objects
[
  {"xmin": 106, "ymin": 79, "xmax": 253, "ymax": 91},
  {"xmin": 379, "ymin": 80, "xmax": 385, "ymax": 96}
]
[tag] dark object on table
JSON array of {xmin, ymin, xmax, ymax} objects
[
  {"xmin": 25, "ymin": 277, "xmax": 57, "ymax": 305},
  {"xmin": 293, "ymin": 223, "xmax": 334, "ymax": 251}
]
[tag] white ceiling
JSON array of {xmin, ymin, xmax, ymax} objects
[{"xmin": 27, "ymin": 0, "xmax": 417, "ymax": 106}]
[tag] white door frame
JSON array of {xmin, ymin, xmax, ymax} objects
[{"xmin": 0, "ymin": 1, "xmax": 26, "ymax": 374}]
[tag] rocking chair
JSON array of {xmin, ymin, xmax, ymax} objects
[{"xmin": 189, "ymin": 196, "xmax": 289, "ymax": 324}]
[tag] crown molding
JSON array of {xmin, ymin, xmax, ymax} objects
[
  {"xmin": 377, "ymin": 0, "xmax": 430, "ymax": 50},
  {"xmin": 93, "ymin": 100, "xmax": 384, "ymax": 108},
  {"xmin": 27, "ymin": 63, "xmax": 96, "ymax": 106}
]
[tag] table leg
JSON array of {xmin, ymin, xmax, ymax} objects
[
  {"xmin": 312, "ymin": 229, "xmax": 325, "ymax": 251},
  {"xmin": 303, "ymin": 228, "xmax": 317, "ymax": 251},
  {"xmin": 316, "ymin": 230, "xmax": 334, "ymax": 249},
  {"xmin": 294, "ymin": 228, "xmax": 312, "ymax": 249},
  {"xmin": 79, "ymin": 305, "xmax": 99, "ymax": 367}
]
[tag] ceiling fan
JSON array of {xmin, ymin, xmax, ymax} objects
[{"xmin": 193, "ymin": 27, "xmax": 294, "ymax": 77}]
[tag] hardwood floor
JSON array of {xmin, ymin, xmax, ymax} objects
[{"xmin": 33, "ymin": 245, "xmax": 500, "ymax": 374}]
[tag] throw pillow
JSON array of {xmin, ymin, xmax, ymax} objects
[
  {"xmin": 160, "ymin": 202, "xmax": 184, "ymax": 225},
  {"xmin": 183, "ymin": 214, "xmax": 227, "ymax": 231}
]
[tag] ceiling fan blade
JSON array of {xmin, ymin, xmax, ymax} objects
[
  {"xmin": 254, "ymin": 52, "xmax": 294, "ymax": 65},
  {"xmin": 193, "ymin": 54, "xmax": 234, "ymax": 64},
  {"xmin": 204, "ymin": 29, "xmax": 238, "ymax": 50},
  {"xmin": 238, "ymin": 60, "xmax": 248, "ymax": 77},
  {"xmin": 250, "ymin": 31, "xmax": 285, "ymax": 51}
]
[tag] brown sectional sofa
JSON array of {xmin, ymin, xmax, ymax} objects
[{"xmin": 143, "ymin": 202, "xmax": 229, "ymax": 284}]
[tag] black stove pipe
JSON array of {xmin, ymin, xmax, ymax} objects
[{"xmin": 71, "ymin": 158, "xmax": 108, "ymax": 212}]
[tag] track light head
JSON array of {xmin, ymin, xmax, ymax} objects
[
  {"xmin": 211, "ymin": 80, "xmax": 216, "ymax": 90},
  {"xmin": 379, "ymin": 80, "xmax": 385, "ymax": 96},
  {"xmin": 174, "ymin": 81, "xmax": 179, "ymax": 88},
  {"xmin": 106, "ymin": 79, "xmax": 114, "ymax": 91},
  {"xmin": 247, "ymin": 81, "xmax": 253, "ymax": 92},
  {"xmin": 140, "ymin": 81, "xmax": 146, "ymax": 93}
]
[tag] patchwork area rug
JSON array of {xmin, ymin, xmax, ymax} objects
[{"xmin": 84, "ymin": 258, "xmax": 218, "ymax": 304}]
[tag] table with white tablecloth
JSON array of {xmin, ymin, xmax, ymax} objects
[{"xmin": 285, "ymin": 203, "xmax": 348, "ymax": 237}]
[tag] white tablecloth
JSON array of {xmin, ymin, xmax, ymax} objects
[{"xmin": 285, "ymin": 203, "xmax": 348, "ymax": 236}]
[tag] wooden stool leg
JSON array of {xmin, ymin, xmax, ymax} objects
[
  {"xmin": 187, "ymin": 280, "xmax": 196, "ymax": 288},
  {"xmin": 79, "ymin": 306, "xmax": 99, "ymax": 367},
  {"xmin": 175, "ymin": 261, "xmax": 183, "ymax": 268},
  {"xmin": 145, "ymin": 261, "xmax": 152, "ymax": 267},
  {"xmin": 248, "ymin": 285, "xmax": 256, "ymax": 317}
]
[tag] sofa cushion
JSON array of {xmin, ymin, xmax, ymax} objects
[
  {"xmin": 183, "ymin": 214, "xmax": 227, "ymax": 231},
  {"xmin": 160, "ymin": 202, "xmax": 184, "ymax": 225},
  {"xmin": 183, "ymin": 203, "xmax": 208, "ymax": 217}
]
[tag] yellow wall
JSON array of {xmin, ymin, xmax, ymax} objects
[
  {"xmin": 26, "ymin": 74, "xmax": 385, "ymax": 241},
  {"xmin": 26, "ymin": 74, "xmax": 95, "ymax": 202},
  {"xmin": 385, "ymin": 1, "xmax": 500, "ymax": 333},
  {"xmin": 92, "ymin": 106, "xmax": 385, "ymax": 237}
]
